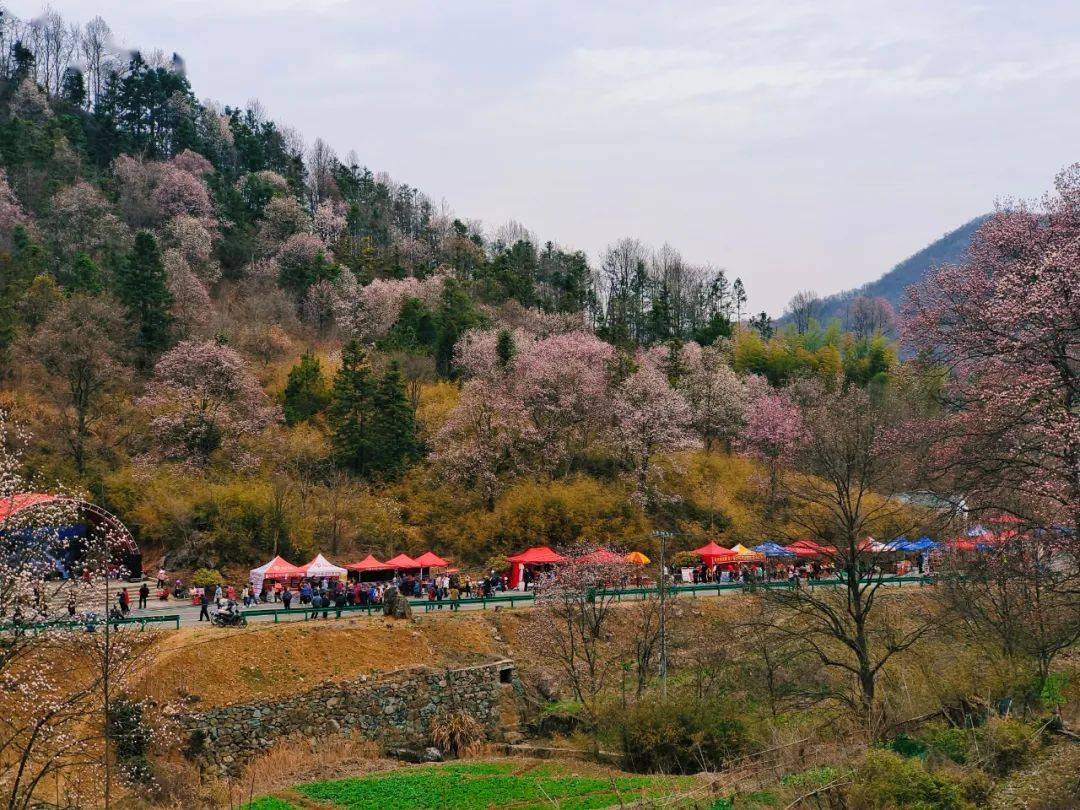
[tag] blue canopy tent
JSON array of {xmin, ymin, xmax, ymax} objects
[
  {"xmin": 753, "ymin": 542, "xmax": 796, "ymax": 557},
  {"xmin": 903, "ymin": 537, "xmax": 938, "ymax": 552}
]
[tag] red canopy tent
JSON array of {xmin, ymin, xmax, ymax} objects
[
  {"xmin": 249, "ymin": 555, "xmax": 304, "ymax": 597},
  {"xmin": 261, "ymin": 556, "xmax": 304, "ymax": 578},
  {"xmin": 414, "ymin": 551, "xmax": 450, "ymax": 568},
  {"xmin": 507, "ymin": 546, "xmax": 567, "ymax": 588},
  {"xmin": 786, "ymin": 539, "xmax": 835, "ymax": 557},
  {"xmin": 692, "ymin": 541, "xmax": 737, "ymax": 565},
  {"xmin": 384, "ymin": 553, "xmax": 420, "ymax": 570},
  {"xmin": 345, "ymin": 554, "xmax": 390, "ymax": 571}
]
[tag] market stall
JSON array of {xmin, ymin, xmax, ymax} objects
[
  {"xmin": 345, "ymin": 554, "xmax": 393, "ymax": 581},
  {"xmin": 384, "ymin": 552, "xmax": 421, "ymax": 571},
  {"xmin": 507, "ymin": 545, "xmax": 566, "ymax": 589},
  {"xmin": 249, "ymin": 555, "xmax": 304, "ymax": 599},
  {"xmin": 300, "ymin": 553, "xmax": 347, "ymax": 582}
]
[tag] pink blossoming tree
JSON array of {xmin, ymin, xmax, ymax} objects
[
  {"xmin": 140, "ymin": 339, "xmax": 276, "ymax": 464},
  {"xmin": 904, "ymin": 164, "xmax": 1080, "ymax": 538}
]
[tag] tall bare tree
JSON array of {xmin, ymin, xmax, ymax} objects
[
  {"xmin": 785, "ymin": 289, "xmax": 821, "ymax": 334},
  {"xmin": 763, "ymin": 386, "xmax": 943, "ymax": 735}
]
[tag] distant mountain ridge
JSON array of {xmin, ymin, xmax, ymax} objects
[{"xmin": 780, "ymin": 215, "xmax": 990, "ymax": 325}]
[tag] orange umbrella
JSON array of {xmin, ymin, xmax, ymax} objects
[{"xmin": 625, "ymin": 551, "xmax": 651, "ymax": 565}]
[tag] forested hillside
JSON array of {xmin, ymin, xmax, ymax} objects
[
  {"xmin": 778, "ymin": 216, "xmax": 987, "ymax": 330},
  {"xmin": 0, "ymin": 6, "xmax": 904, "ymax": 572}
]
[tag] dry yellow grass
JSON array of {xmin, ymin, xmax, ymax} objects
[{"xmin": 136, "ymin": 610, "xmax": 508, "ymax": 707}]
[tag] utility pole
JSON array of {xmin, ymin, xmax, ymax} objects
[{"xmin": 653, "ymin": 530, "xmax": 674, "ymax": 698}]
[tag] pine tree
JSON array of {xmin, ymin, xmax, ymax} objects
[
  {"xmin": 114, "ymin": 230, "xmax": 172, "ymax": 362},
  {"xmin": 0, "ymin": 227, "xmax": 43, "ymax": 359},
  {"xmin": 282, "ymin": 352, "xmax": 329, "ymax": 425},
  {"xmin": 371, "ymin": 360, "xmax": 420, "ymax": 479},
  {"xmin": 435, "ymin": 277, "xmax": 481, "ymax": 378},
  {"xmin": 496, "ymin": 329, "xmax": 515, "ymax": 370},
  {"xmin": 328, "ymin": 339, "xmax": 378, "ymax": 476},
  {"xmin": 67, "ymin": 253, "xmax": 104, "ymax": 294}
]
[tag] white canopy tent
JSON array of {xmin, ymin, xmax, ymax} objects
[
  {"xmin": 249, "ymin": 555, "xmax": 304, "ymax": 599},
  {"xmin": 301, "ymin": 553, "xmax": 347, "ymax": 580}
]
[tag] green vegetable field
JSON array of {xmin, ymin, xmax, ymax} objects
[{"xmin": 245, "ymin": 759, "xmax": 710, "ymax": 809}]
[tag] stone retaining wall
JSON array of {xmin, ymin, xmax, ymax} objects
[{"xmin": 182, "ymin": 659, "xmax": 514, "ymax": 773}]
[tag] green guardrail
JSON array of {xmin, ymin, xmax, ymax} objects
[
  {"xmin": 0, "ymin": 613, "xmax": 182, "ymax": 634},
  {"xmin": 243, "ymin": 591, "xmax": 540, "ymax": 621},
  {"xmin": 243, "ymin": 575, "xmax": 938, "ymax": 621}
]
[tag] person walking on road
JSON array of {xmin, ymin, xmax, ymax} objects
[
  {"xmin": 138, "ymin": 582, "xmax": 149, "ymax": 610},
  {"xmin": 198, "ymin": 590, "xmax": 210, "ymax": 622}
]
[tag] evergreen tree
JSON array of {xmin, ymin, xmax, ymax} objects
[
  {"xmin": 434, "ymin": 277, "xmax": 482, "ymax": 378},
  {"xmin": 114, "ymin": 230, "xmax": 172, "ymax": 361},
  {"xmin": 749, "ymin": 312, "xmax": 774, "ymax": 339},
  {"xmin": 66, "ymin": 253, "xmax": 104, "ymax": 294},
  {"xmin": 733, "ymin": 277, "xmax": 747, "ymax": 323},
  {"xmin": 328, "ymin": 339, "xmax": 378, "ymax": 476},
  {"xmin": 496, "ymin": 328, "xmax": 515, "ymax": 370},
  {"xmin": 282, "ymin": 352, "xmax": 329, "ymax": 425},
  {"xmin": 382, "ymin": 296, "xmax": 437, "ymax": 354},
  {"xmin": 0, "ymin": 227, "xmax": 48, "ymax": 361},
  {"xmin": 371, "ymin": 361, "xmax": 420, "ymax": 479},
  {"xmin": 693, "ymin": 311, "xmax": 732, "ymax": 346}
]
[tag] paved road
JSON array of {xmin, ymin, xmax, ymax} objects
[{"xmin": 122, "ymin": 576, "xmax": 937, "ymax": 628}]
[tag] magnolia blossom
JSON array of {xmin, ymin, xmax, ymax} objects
[
  {"xmin": 313, "ymin": 199, "xmax": 348, "ymax": 243},
  {"xmin": 0, "ymin": 168, "xmax": 31, "ymax": 242},
  {"xmin": 612, "ymin": 362, "xmax": 696, "ymax": 500},
  {"xmin": 113, "ymin": 155, "xmax": 214, "ymax": 228},
  {"xmin": 431, "ymin": 379, "xmax": 538, "ymax": 508},
  {"xmin": 679, "ymin": 345, "xmax": 747, "ymax": 450},
  {"xmin": 514, "ymin": 331, "xmax": 616, "ymax": 471},
  {"xmin": 337, "ymin": 274, "xmax": 446, "ymax": 341},
  {"xmin": 905, "ymin": 165, "xmax": 1080, "ymax": 532},
  {"xmin": 167, "ymin": 214, "xmax": 219, "ymax": 283},
  {"xmin": 163, "ymin": 249, "xmax": 212, "ymax": 335},
  {"xmin": 47, "ymin": 180, "xmax": 131, "ymax": 261},
  {"xmin": 259, "ymin": 194, "xmax": 310, "ymax": 250},
  {"xmin": 140, "ymin": 340, "xmax": 277, "ymax": 464},
  {"xmin": 152, "ymin": 162, "xmax": 214, "ymax": 221},
  {"xmin": 170, "ymin": 148, "xmax": 214, "ymax": 177},
  {"xmin": 737, "ymin": 388, "xmax": 804, "ymax": 467}
]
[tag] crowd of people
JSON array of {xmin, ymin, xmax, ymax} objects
[{"xmin": 176, "ymin": 569, "xmax": 514, "ymax": 622}]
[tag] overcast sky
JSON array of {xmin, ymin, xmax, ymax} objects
[{"xmin": 14, "ymin": 1, "xmax": 1080, "ymax": 314}]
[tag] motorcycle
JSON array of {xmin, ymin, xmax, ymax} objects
[{"xmin": 210, "ymin": 602, "xmax": 247, "ymax": 628}]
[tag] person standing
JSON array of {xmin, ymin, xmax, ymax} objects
[
  {"xmin": 282, "ymin": 586, "xmax": 292, "ymax": 610},
  {"xmin": 67, "ymin": 590, "xmax": 77, "ymax": 618},
  {"xmin": 118, "ymin": 588, "xmax": 130, "ymax": 616},
  {"xmin": 156, "ymin": 568, "xmax": 167, "ymax": 589},
  {"xmin": 198, "ymin": 589, "xmax": 210, "ymax": 622},
  {"xmin": 138, "ymin": 582, "xmax": 149, "ymax": 610}
]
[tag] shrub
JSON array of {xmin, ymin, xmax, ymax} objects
[
  {"xmin": 887, "ymin": 733, "xmax": 927, "ymax": 758},
  {"xmin": 429, "ymin": 710, "xmax": 486, "ymax": 757},
  {"xmin": 977, "ymin": 718, "xmax": 1035, "ymax": 776},
  {"xmin": 106, "ymin": 695, "xmax": 153, "ymax": 784},
  {"xmin": 938, "ymin": 765, "xmax": 993, "ymax": 805},
  {"xmin": 919, "ymin": 722, "xmax": 971, "ymax": 765},
  {"xmin": 613, "ymin": 695, "xmax": 747, "ymax": 774},
  {"xmin": 846, "ymin": 749, "xmax": 964, "ymax": 809},
  {"xmin": 192, "ymin": 568, "xmax": 224, "ymax": 589}
]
